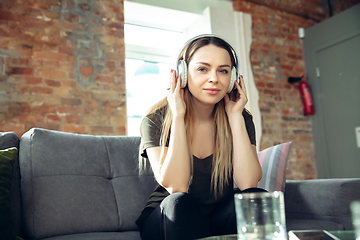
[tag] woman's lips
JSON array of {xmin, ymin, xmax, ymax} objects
[{"xmin": 203, "ymin": 88, "xmax": 220, "ymax": 95}]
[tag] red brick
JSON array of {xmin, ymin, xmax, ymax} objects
[
  {"xmin": 256, "ymin": 81, "xmax": 266, "ymax": 88},
  {"xmin": 57, "ymin": 106, "xmax": 82, "ymax": 115},
  {"xmin": 266, "ymin": 83, "xmax": 275, "ymax": 88},
  {"xmin": 8, "ymin": 67, "xmax": 33, "ymax": 75},
  {"xmin": 61, "ymin": 98, "xmax": 82, "ymax": 106},
  {"xmin": 107, "ymin": 29, "xmax": 124, "ymax": 38},
  {"xmin": 282, "ymin": 109, "xmax": 290, "ymax": 115},
  {"xmin": 25, "ymin": 77, "xmax": 42, "ymax": 85},
  {"xmin": 61, "ymin": 80, "xmax": 77, "ymax": 88},
  {"xmin": 280, "ymin": 64, "xmax": 294, "ymax": 71},
  {"xmin": 19, "ymin": 113, "xmax": 44, "ymax": 125},
  {"xmin": 0, "ymin": 38, "xmax": 8, "ymax": 47},
  {"xmin": 101, "ymin": 107, "xmax": 115, "ymax": 116},
  {"xmin": 59, "ymin": 46, "xmax": 75, "ymax": 55},
  {"xmin": 106, "ymin": 61, "xmax": 115, "ymax": 71},
  {"xmin": 91, "ymin": 126, "xmax": 114, "ymax": 134},
  {"xmin": 21, "ymin": 16, "xmax": 51, "ymax": 27},
  {"xmin": 116, "ymin": 126, "xmax": 126, "ymax": 135},
  {"xmin": 107, "ymin": 4, "xmax": 122, "ymax": 13},
  {"xmin": 264, "ymin": 89, "xmax": 279, "ymax": 95},
  {"xmin": 37, "ymin": 69, "xmax": 66, "ymax": 80},
  {"xmin": 33, "ymin": 35, "xmax": 67, "ymax": 46},
  {"xmin": 0, "ymin": 123, "xmax": 24, "ymax": 133},
  {"xmin": 95, "ymin": 75, "xmax": 113, "ymax": 83},
  {"xmin": 79, "ymin": 66, "xmax": 93, "ymax": 74},
  {"xmin": 63, "ymin": 125, "xmax": 86, "ymax": 134},
  {"xmin": 65, "ymin": 115, "xmax": 80, "ymax": 124},
  {"xmin": 68, "ymin": 72, "xmax": 76, "ymax": 80},
  {"xmin": 255, "ymin": 9, "xmax": 268, "ymax": 18},
  {"xmin": 69, "ymin": 56, "xmax": 75, "ymax": 64},
  {"xmin": 45, "ymin": 79, "xmax": 61, "ymax": 87},
  {"xmin": 33, "ymin": 105, "xmax": 55, "ymax": 114},
  {"xmin": 17, "ymin": 85, "xmax": 53, "ymax": 94},
  {"xmin": 33, "ymin": 52, "xmax": 67, "ymax": 62},
  {"xmin": 43, "ymin": 60, "xmax": 60, "ymax": 69},
  {"xmin": 107, "ymin": 22, "xmax": 123, "ymax": 30},
  {"xmin": 47, "ymin": 114, "xmax": 62, "ymax": 122},
  {"xmin": 0, "ymin": 11, "xmax": 21, "ymax": 21},
  {"xmin": 63, "ymin": 13, "xmax": 79, "ymax": 23}
]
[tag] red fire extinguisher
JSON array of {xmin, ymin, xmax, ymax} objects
[
  {"xmin": 299, "ymin": 80, "xmax": 314, "ymax": 115},
  {"xmin": 288, "ymin": 75, "xmax": 314, "ymax": 115}
]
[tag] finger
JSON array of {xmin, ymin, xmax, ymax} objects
[
  {"xmin": 235, "ymin": 81, "xmax": 242, "ymax": 94},
  {"xmin": 167, "ymin": 69, "xmax": 174, "ymax": 90},
  {"xmin": 235, "ymin": 81, "xmax": 247, "ymax": 102},
  {"xmin": 170, "ymin": 70, "xmax": 177, "ymax": 92},
  {"xmin": 175, "ymin": 76, "xmax": 181, "ymax": 90},
  {"xmin": 240, "ymin": 75, "xmax": 247, "ymax": 95},
  {"xmin": 236, "ymin": 78, "xmax": 246, "ymax": 96}
]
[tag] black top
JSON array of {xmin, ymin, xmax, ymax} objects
[{"xmin": 136, "ymin": 106, "xmax": 256, "ymax": 226}]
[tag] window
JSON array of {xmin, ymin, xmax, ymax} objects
[
  {"xmin": 124, "ymin": 0, "xmax": 203, "ymax": 136},
  {"xmin": 124, "ymin": 24, "xmax": 186, "ymax": 136},
  {"xmin": 126, "ymin": 58, "xmax": 172, "ymax": 136}
]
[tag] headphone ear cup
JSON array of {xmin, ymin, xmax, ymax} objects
[
  {"xmin": 227, "ymin": 67, "xmax": 237, "ymax": 93},
  {"xmin": 177, "ymin": 60, "xmax": 188, "ymax": 88}
]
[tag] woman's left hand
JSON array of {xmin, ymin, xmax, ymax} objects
[{"xmin": 224, "ymin": 75, "xmax": 248, "ymax": 118}]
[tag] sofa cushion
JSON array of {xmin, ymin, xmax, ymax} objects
[
  {"xmin": 0, "ymin": 147, "xmax": 23, "ymax": 240},
  {"xmin": 20, "ymin": 128, "xmax": 156, "ymax": 239},
  {"xmin": 0, "ymin": 132, "xmax": 20, "ymax": 151},
  {"xmin": 0, "ymin": 132, "xmax": 22, "ymax": 238},
  {"xmin": 258, "ymin": 142, "xmax": 292, "ymax": 192}
]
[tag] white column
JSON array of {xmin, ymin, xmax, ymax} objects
[{"xmin": 209, "ymin": 8, "xmax": 262, "ymax": 150}]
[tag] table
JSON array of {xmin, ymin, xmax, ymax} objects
[
  {"xmin": 197, "ymin": 234, "xmax": 236, "ymax": 240},
  {"xmin": 197, "ymin": 231, "xmax": 356, "ymax": 240}
]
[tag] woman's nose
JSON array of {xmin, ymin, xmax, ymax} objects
[{"xmin": 209, "ymin": 71, "xmax": 218, "ymax": 83}]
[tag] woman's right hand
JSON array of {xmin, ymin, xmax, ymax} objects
[{"xmin": 167, "ymin": 69, "xmax": 186, "ymax": 117}]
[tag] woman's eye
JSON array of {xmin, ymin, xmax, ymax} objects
[
  {"xmin": 198, "ymin": 67, "xmax": 207, "ymax": 72},
  {"xmin": 219, "ymin": 69, "xmax": 229, "ymax": 74}
]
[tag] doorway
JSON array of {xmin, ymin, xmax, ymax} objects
[{"xmin": 303, "ymin": 4, "xmax": 360, "ymax": 178}]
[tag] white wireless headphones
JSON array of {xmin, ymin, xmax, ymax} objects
[{"xmin": 176, "ymin": 34, "xmax": 240, "ymax": 93}]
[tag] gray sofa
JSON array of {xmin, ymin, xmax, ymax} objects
[{"xmin": 2, "ymin": 128, "xmax": 360, "ymax": 240}]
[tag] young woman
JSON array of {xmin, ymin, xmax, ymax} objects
[{"xmin": 136, "ymin": 35, "xmax": 264, "ymax": 240}]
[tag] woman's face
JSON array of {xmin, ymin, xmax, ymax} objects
[{"xmin": 187, "ymin": 44, "xmax": 232, "ymax": 106}]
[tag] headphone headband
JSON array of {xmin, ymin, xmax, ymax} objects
[{"xmin": 176, "ymin": 34, "xmax": 240, "ymax": 92}]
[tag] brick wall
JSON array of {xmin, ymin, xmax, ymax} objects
[
  {"xmin": 233, "ymin": 0, "xmax": 359, "ymax": 180},
  {"xmin": 0, "ymin": 0, "xmax": 126, "ymax": 137}
]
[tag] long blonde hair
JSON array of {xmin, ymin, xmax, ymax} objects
[{"xmin": 139, "ymin": 36, "xmax": 239, "ymax": 197}]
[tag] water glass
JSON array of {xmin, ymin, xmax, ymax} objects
[
  {"xmin": 351, "ymin": 201, "xmax": 360, "ymax": 240},
  {"xmin": 234, "ymin": 191, "xmax": 287, "ymax": 240}
]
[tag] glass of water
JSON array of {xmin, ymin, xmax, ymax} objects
[
  {"xmin": 351, "ymin": 201, "xmax": 360, "ymax": 240},
  {"xmin": 234, "ymin": 191, "xmax": 287, "ymax": 240}
]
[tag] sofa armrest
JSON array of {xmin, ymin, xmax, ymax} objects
[{"xmin": 284, "ymin": 178, "xmax": 360, "ymax": 230}]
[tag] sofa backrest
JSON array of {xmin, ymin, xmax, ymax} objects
[
  {"xmin": 19, "ymin": 128, "xmax": 156, "ymax": 239},
  {"xmin": 285, "ymin": 178, "xmax": 360, "ymax": 230}
]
